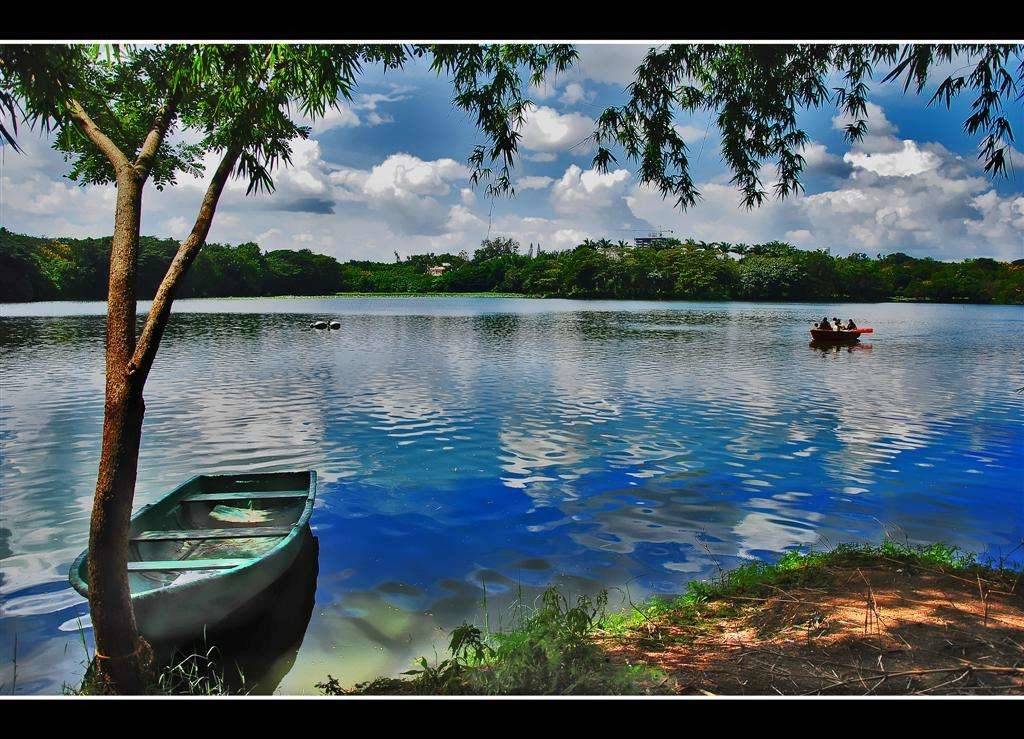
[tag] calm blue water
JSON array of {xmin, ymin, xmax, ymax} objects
[{"xmin": 1, "ymin": 297, "xmax": 1022, "ymax": 694}]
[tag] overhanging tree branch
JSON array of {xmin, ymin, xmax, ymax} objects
[
  {"xmin": 134, "ymin": 98, "xmax": 179, "ymax": 178},
  {"xmin": 67, "ymin": 98, "xmax": 131, "ymax": 174},
  {"xmin": 130, "ymin": 145, "xmax": 242, "ymax": 382}
]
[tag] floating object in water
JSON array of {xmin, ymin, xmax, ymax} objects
[
  {"xmin": 809, "ymin": 327, "xmax": 873, "ymax": 342},
  {"xmin": 311, "ymin": 321, "xmax": 328, "ymax": 329},
  {"xmin": 69, "ymin": 470, "xmax": 317, "ymax": 643},
  {"xmin": 329, "ymin": 320, "xmax": 341, "ymax": 330}
]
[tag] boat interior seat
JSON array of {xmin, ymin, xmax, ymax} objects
[
  {"xmin": 131, "ymin": 526, "xmax": 293, "ymax": 542},
  {"xmin": 181, "ymin": 490, "xmax": 308, "ymax": 503},
  {"xmin": 126, "ymin": 558, "xmax": 252, "ymax": 572}
]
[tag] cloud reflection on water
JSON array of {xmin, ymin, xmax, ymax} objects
[{"xmin": 1, "ymin": 298, "xmax": 1021, "ymax": 693}]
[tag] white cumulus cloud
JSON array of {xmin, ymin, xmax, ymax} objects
[
  {"xmin": 519, "ymin": 106, "xmax": 593, "ymax": 154},
  {"xmin": 844, "ymin": 140, "xmax": 941, "ymax": 177},
  {"xmin": 573, "ymin": 44, "xmax": 653, "ymax": 87},
  {"xmin": 551, "ymin": 164, "xmax": 632, "ymax": 215},
  {"xmin": 517, "ymin": 176, "xmax": 554, "ymax": 191},
  {"xmin": 362, "ymin": 154, "xmax": 468, "ymax": 199},
  {"xmin": 625, "ymin": 104, "xmax": 1024, "ymax": 261},
  {"xmin": 329, "ymin": 153, "xmax": 471, "ymax": 236},
  {"xmin": 559, "ymin": 82, "xmax": 593, "ymax": 105}
]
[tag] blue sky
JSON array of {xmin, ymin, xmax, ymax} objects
[{"xmin": 2, "ymin": 44, "xmax": 1022, "ymax": 262}]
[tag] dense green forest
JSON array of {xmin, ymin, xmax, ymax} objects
[{"xmin": 2, "ymin": 228, "xmax": 1022, "ymax": 304}]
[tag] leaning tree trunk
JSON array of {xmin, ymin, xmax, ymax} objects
[
  {"xmin": 61, "ymin": 92, "xmax": 238, "ymax": 693},
  {"xmin": 87, "ymin": 170, "xmax": 151, "ymax": 693},
  {"xmin": 85, "ymin": 147, "xmax": 242, "ymax": 693}
]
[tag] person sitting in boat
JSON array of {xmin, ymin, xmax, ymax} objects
[
  {"xmin": 845, "ymin": 318, "xmax": 857, "ymax": 330},
  {"xmin": 832, "ymin": 317, "xmax": 844, "ymax": 331},
  {"xmin": 816, "ymin": 316, "xmax": 833, "ymax": 331}
]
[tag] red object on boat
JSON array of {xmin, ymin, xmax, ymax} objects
[{"xmin": 810, "ymin": 327, "xmax": 873, "ymax": 341}]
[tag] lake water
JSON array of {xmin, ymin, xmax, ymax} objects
[{"xmin": 1, "ymin": 297, "xmax": 1022, "ymax": 694}]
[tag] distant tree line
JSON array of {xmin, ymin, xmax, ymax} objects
[
  {"xmin": 0, "ymin": 229, "xmax": 344, "ymax": 302},
  {"xmin": 2, "ymin": 228, "xmax": 1021, "ymax": 304}
]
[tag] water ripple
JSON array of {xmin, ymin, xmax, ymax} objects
[{"xmin": 2, "ymin": 298, "xmax": 1022, "ymax": 693}]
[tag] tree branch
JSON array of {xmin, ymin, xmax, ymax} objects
[
  {"xmin": 134, "ymin": 97, "xmax": 179, "ymax": 178},
  {"xmin": 130, "ymin": 145, "xmax": 242, "ymax": 382},
  {"xmin": 67, "ymin": 98, "xmax": 132, "ymax": 175}
]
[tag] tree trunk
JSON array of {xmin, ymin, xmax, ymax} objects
[
  {"xmin": 88, "ymin": 380, "xmax": 150, "ymax": 692},
  {"xmin": 87, "ymin": 171, "xmax": 152, "ymax": 693},
  {"xmin": 85, "ymin": 147, "xmax": 241, "ymax": 693}
]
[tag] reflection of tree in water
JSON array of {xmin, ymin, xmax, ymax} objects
[
  {"xmin": 620, "ymin": 309, "xmax": 732, "ymax": 336},
  {"xmin": 0, "ymin": 526, "xmax": 11, "ymax": 592},
  {"xmin": 160, "ymin": 312, "xmax": 270, "ymax": 345},
  {"xmin": 0, "ymin": 315, "xmax": 106, "ymax": 350},
  {"xmin": 470, "ymin": 312, "xmax": 523, "ymax": 343}
]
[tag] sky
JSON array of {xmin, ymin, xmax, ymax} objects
[{"xmin": 1, "ymin": 44, "xmax": 1022, "ymax": 263}]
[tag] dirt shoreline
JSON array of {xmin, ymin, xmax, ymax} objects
[{"xmin": 601, "ymin": 557, "xmax": 1024, "ymax": 695}]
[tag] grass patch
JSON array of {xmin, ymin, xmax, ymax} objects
[
  {"xmin": 66, "ymin": 641, "xmax": 247, "ymax": 696},
  {"xmin": 321, "ymin": 540, "xmax": 1022, "ymax": 696},
  {"xmin": 601, "ymin": 541, "xmax": 1013, "ymax": 637}
]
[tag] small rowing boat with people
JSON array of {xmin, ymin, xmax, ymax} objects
[{"xmin": 809, "ymin": 327, "xmax": 874, "ymax": 342}]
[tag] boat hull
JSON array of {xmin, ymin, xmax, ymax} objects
[
  {"xmin": 69, "ymin": 470, "xmax": 317, "ymax": 644},
  {"xmin": 810, "ymin": 329, "xmax": 861, "ymax": 342},
  {"xmin": 130, "ymin": 524, "xmax": 307, "ymax": 642}
]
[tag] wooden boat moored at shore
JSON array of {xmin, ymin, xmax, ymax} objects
[{"xmin": 69, "ymin": 470, "xmax": 316, "ymax": 643}]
